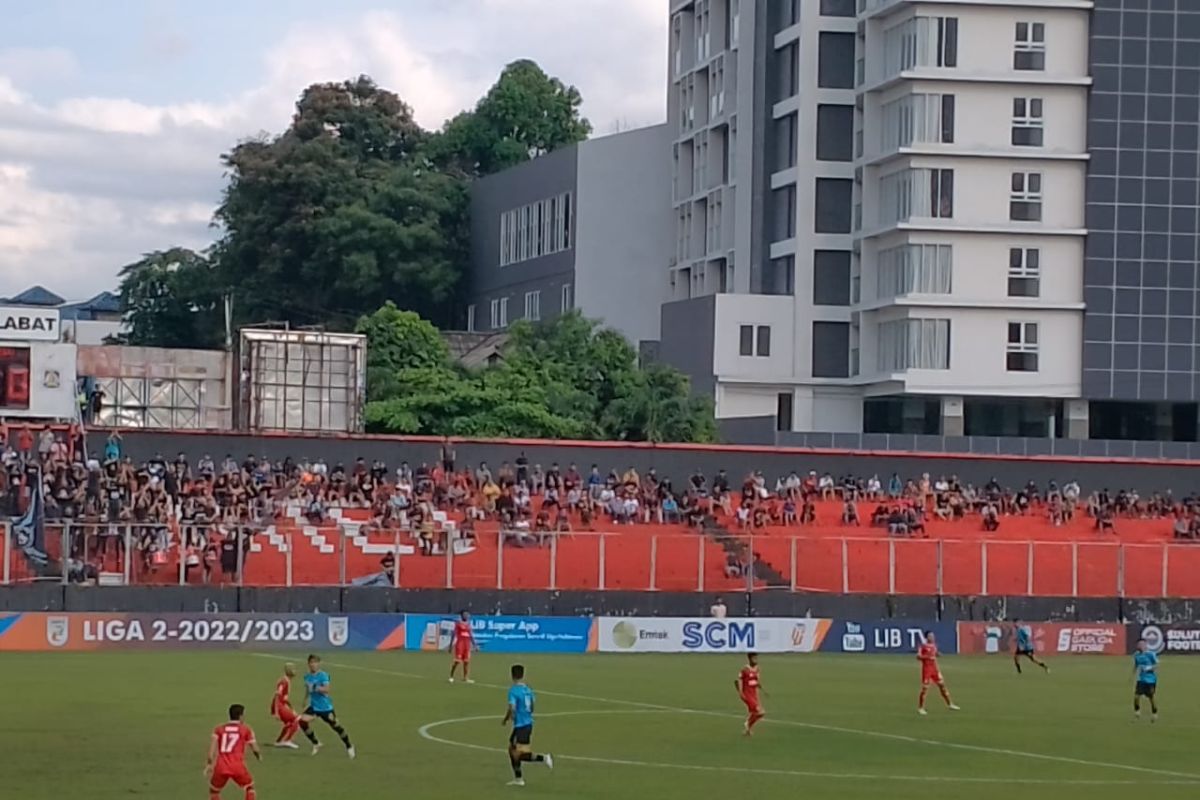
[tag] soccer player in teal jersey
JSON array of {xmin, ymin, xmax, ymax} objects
[
  {"xmin": 298, "ymin": 654, "xmax": 356, "ymax": 758},
  {"xmin": 502, "ymin": 664, "xmax": 553, "ymax": 787},
  {"xmin": 1012, "ymin": 619, "xmax": 1049, "ymax": 674},
  {"xmin": 1132, "ymin": 639, "xmax": 1160, "ymax": 722}
]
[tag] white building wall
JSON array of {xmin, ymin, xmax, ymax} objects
[{"xmin": 575, "ymin": 125, "xmax": 673, "ymax": 343}]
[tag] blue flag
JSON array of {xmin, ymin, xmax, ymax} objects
[{"xmin": 12, "ymin": 467, "xmax": 49, "ymax": 569}]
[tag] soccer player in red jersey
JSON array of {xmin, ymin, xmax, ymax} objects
[
  {"xmin": 271, "ymin": 662, "xmax": 300, "ymax": 749},
  {"xmin": 205, "ymin": 704, "xmax": 261, "ymax": 800},
  {"xmin": 448, "ymin": 610, "xmax": 478, "ymax": 684},
  {"xmin": 917, "ymin": 631, "xmax": 961, "ymax": 715},
  {"xmin": 735, "ymin": 652, "xmax": 766, "ymax": 736}
]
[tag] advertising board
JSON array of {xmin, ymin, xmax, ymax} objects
[
  {"xmin": 405, "ymin": 614, "xmax": 595, "ymax": 654},
  {"xmin": 596, "ymin": 617, "xmax": 831, "ymax": 653},
  {"xmin": 0, "ymin": 612, "xmax": 405, "ymax": 651},
  {"xmin": 957, "ymin": 622, "xmax": 1125, "ymax": 655},
  {"xmin": 820, "ymin": 621, "xmax": 958, "ymax": 654},
  {"xmin": 1133, "ymin": 624, "xmax": 1200, "ymax": 655}
]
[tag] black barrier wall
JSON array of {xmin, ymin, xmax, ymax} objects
[
  {"xmin": 0, "ymin": 586, "xmax": 1189, "ymax": 622},
  {"xmin": 92, "ymin": 430, "xmax": 1200, "ymax": 493}
]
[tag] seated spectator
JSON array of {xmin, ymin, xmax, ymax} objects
[
  {"xmin": 782, "ymin": 497, "xmax": 797, "ymax": 525},
  {"xmin": 661, "ymin": 494, "xmax": 681, "ymax": 524}
]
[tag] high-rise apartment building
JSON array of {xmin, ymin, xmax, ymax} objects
[{"xmin": 658, "ymin": 0, "xmax": 1200, "ymax": 446}]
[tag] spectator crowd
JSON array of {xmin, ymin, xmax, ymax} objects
[{"xmin": 3, "ymin": 423, "xmax": 1199, "ymax": 586}]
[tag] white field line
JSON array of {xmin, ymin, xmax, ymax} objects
[
  {"xmin": 418, "ymin": 710, "xmax": 1200, "ymax": 787},
  {"xmin": 251, "ymin": 655, "xmax": 1200, "ymax": 783}
]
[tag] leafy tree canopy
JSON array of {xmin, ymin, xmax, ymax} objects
[
  {"xmin": 115, "ymin": 248, "xmax": 223, "ymax": 349},
  {"xmin": 122, "ymin": 64, "xmax": 589, "ymax": 342},
  {"xmin": 360, "ymin": 308, "xmax": 714, "ymax": 443}
]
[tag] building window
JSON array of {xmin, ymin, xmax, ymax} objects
[
  {"xmin": 772, "ymin": 184, "xmax": 797, "ymax": 240},
  {"xmin": 816, "ymin": 104, "xmax": 854, "ymax": 162},
  {"xmin": 776, "ymin": 392, "xmax": 794, "ymax": 432},
  {"xmin": 756, "ymin": 325, "xmax": 771, "ymax": 356},
  {"xmin": 935, "ymin": 17, "xmax": 958, "ymax": 67},
  {"xmin": 819, "ymin": 0, "xmax": 855, "ymax": 17},
  {"xmin": 1014, "ymin": 22, "xmax": 1046, "ymax": 71},
  {"xmin": 877, "ymin": 244, "xmax": 953, "ymax": 298},
  {"xmin": 881, "ymin": 94, "xmax": 955, "ymax": 150},
  {"xmin": 729, "ymin": 0, "xmax": 740, "ymax": 45},
  {"xmin": 561, "ymin": 192, "xmax": 572, "ymax": 249},
  {"xmin": 672, "ymin": 13, "xmax": 683, "ymax": 76},
  {"xmin": 490, "ymin": 299, "xmax": 500, "ymax": 330},
  {"xmin": 499, "ymin": 215, "xmax": 511, "ymax": 266},
  {"xmin": 561, "ymin": 283, "xmax": 573, "ymax": 313},
  {"xmin": 929, "ymin": 169, "xmax": 954, "ymax": 218},
  {"xmin": 1008, "ymin": 248, "xmax": 1040, "ymax": 297},
  {"xmin": 1010, "ymin": 172, "xmax": 1043, "ymax": 221},
  {"xmin": 1006, "ymin": 322, "xmax": 1039, "ymax": 371},
  {"xmin": 1012, "ymin": 98, "xmax": 1044, "ymax": 147},
  {"xmin": 739, "ymin": 325, "xmax": 754, "ymax": 356},
  {"xmin": 524, "ymin": 290, "xmax": 540, "ymax": 321},
  {"xmin": 817, "ymin": 32, "xmax": 855, "ymax": 90},
  {"xmin": 466, "ymin": 304, "xmax": 476, "ymax": 332},
  {"xmin": 883, "ymin": 16, "xmax": 958, "ymax": 77},
  {"xmin": 877, "ymin": 319, "xmax": 951, "ymax": 371},
  {"xmin": 499, "ymin": 297, "xmax": 509, "ymax": 328}
]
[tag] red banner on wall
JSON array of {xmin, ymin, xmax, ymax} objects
[{"xmin": 957, "ymin": 622, "xmax": 1126, "ymax": 655}]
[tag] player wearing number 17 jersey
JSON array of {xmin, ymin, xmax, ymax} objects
[
  {"xmin": 917, "ymin": 632, "xmax": 960, "ymax": 715},
  {"xmin": 205, "ymin": 704, "xmax": 260, "ymax": 800}
]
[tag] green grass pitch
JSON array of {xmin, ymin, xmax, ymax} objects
[{"xmin": 3, "ymin": 651, "xmax": 1198, "ymax": 799}]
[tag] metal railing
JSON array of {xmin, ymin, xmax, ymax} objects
[{"xmin": 4, "ymin": 523, "xmax": 1197, "ymax": 596}]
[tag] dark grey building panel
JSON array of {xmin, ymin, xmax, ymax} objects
[
  {"xmin": 468, "ymin": 145, "xmax": 578, "ymax": 299},
  {"xmin": 1083, "ymin": 3, "xmax": 1200, "ymax": 401},
  {"xmin": 817, "ymin": 32, "xmax": 855, "ymax": 90},
  {"xmin": 659, "ymin": 296, "xmax": 716, "ymax": 397},
  {"xmin": 812, "ymin": 321, "xmax": 850, "ymax": 378},
  {"xmin": 816, "ymin": 104, "xmax": 854, "ymax": 162}
]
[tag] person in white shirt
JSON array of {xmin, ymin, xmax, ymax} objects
[{"xmin": 710, "ymin": 597, "xmax": 728, "ymax": 618}]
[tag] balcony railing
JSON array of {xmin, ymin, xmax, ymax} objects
[{"xmin": 6, "ymin": 523, "xmax": 1196, "ymax": 597}]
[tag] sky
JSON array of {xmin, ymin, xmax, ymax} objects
[{"xmin": 0, "ymin": 0, "xmax": 667, "ymax": 300}]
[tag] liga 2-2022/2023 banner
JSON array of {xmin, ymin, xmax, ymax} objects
[{"xmin": 0, "ymin": 613, "xmax": 407, "ymax": 651}]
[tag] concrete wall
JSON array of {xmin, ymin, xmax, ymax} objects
[
  {"xmin": 659, "ymin": 295, "xmax": 717, "ymax": 397},
  {"xmin": 78, "ymin": 345, "xmax": 231, "ymax": 429},
  {"xmin": 91, "ymin": 429, "xmax": 1200, "ymax": 493},
  {"xmin": 467, "ymin": 144, "xmax": 579, "ymax": 328},
  {"xmin": 0, "ymin": 585, "xmax": 1178, "ymax": 623},
  {"xmin": 574, "ymin": 125, "xmax": 672, "ymax": 344}
]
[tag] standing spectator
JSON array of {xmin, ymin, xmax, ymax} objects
[
  {"xmin": 440, "ymin": 437, "xmax": 456, "ymax": 475},
  {"xmin": 710, "ymin": 596, "xmax": 728, "ymax": 618}
]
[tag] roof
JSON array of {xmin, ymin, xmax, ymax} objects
[
  {"xmin": 70, "ymin": 291, "xmax": 121, "ymax": 313},
  {"xmin": 441, "ymin": 331, "xmax": 508, "ymax": 369},
  {"xmin": 5, "ymin": 285, "xmax": 66, "ymax": 306}
]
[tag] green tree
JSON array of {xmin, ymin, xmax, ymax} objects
[
  {"xmin": 431, "ymin": 60, "xmax": 592, "ymax": 176},
  {"xmin": 602, "ymin": 365, "xmax": 716, "ymax": 443},
  {"xmin": 214, "ymin": 78, "xmax": 462, "ymax": 330},
  {"xmin": 115, "ymin": 248, "xmax": 223, "ymax": 349},
  {"xmin": 356, "ymin": 301, "xmax": 452, "ymax": 399}
]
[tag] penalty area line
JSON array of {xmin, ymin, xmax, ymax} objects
[
  {"xmin": 417, "ymin": 710, "xmax": 1200, "ymax": 787},
  {"xmin": 254, "ymin": 656, "xmax": 1200, "ymax": 783}
]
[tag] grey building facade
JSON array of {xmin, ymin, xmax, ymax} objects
[
  {"xmin": 466, "ymin": 125, "xmax": 672, "ymax": 346},
  {"xmin": 1083, "ymin": 0, "xmax": 1200, "ymax": 442}
]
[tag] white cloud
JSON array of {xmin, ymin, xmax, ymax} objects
[{"xmin": 0, "ymin": 1, "xmax": 667, "ymax": 298}]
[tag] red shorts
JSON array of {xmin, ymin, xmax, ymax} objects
[
  {"xmin": 454, "ymin": 643, "xmax": 471, "ymax": 662},
  {"xmin": 921, "ymin": 670, "xmax": 944, "ymax": 686},
  {"xmin": 211, "ymin": 765, "xmax": 253, "ymax": 790},
  {"xmin": 741, "ymin": 693, "xmax": 762, "ymax": 714},
  {"xmin": 275, "ymin": 704, "xmax": 297, "ymax": 724}
]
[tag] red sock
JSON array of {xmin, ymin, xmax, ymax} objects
[
  {"xmin": 748, "ymin": 711, "xmax": 765, "ymax": 730},
  {"xmin": 209, "ymin": 791, "xmax": 220, "ymax": 800},
  {"xmin": 244, "ymin": 785, "xmax": 256, "ymax": 800},
  {"xmin": 279, "ymin": 720, "xmax": 300, "ymax": 742},
  {"xmin": 918, "ymin": 687, "xmax": 928, "ymax": 708},
  {"xmin": 939, "ymin": 686, "xmax": 953, "ymax": 705}
]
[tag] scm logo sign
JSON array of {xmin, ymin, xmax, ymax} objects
[{"xmin": 682, "ymin": 621, "xmax": 755, "ymax": 650}]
